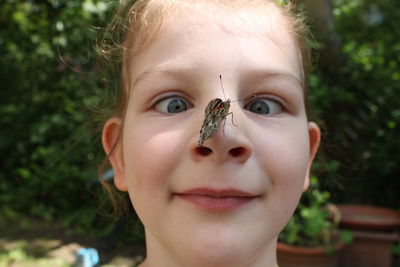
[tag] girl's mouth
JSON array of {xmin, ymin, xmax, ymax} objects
[{"xmin": 174, "ymin": 188, "xmax": 259, "ymax": 211}]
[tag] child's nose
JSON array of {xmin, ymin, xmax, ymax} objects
[{"xmin": 192, "ymin": 118, "xmax": 253, "ymax": 164}]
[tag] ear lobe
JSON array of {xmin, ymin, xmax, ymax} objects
[
  {"xmin": 303, "ymin": 122, "xmax": 321, "ymax": 191},
  {"xmin": 102, "ymin": 117, "xmax": 128, "ymax": 191}
]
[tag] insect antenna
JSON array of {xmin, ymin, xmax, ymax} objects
[
  {"xmin": 219, "ymin": 75, "xmax": 256, "ymax": 103},
  {"xmin": 219, "ymin": 75, "xmax": 227, "ymax": 100},
  {"xmin": 230, "ymin": 95, "xmax": 257, "ymax": 103}
]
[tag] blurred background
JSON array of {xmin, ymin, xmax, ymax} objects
[{"xmin": 0, "ymin": 0, "xmax": 399, "ymax": 266}]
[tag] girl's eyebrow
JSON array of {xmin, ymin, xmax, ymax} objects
[
  {"xmin": 131, "ymin": 66, "xmax": 302, "ymax": 91},
  {"xmin": 131, "ymin": 66, "xmax": 190, "ymax": 89},
  {"xmin": 246, "ymin": 70, "xmax": 302, "ymax": 91}
]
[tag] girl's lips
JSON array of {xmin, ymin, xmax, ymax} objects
[{"xmin": 175, "ymin": 188, "xmax": 258, "ymax": 211}]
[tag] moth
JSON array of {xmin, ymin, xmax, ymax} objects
[{"xmin": 198, "ymin": 75, "xmax": 233, "ymax": 147}]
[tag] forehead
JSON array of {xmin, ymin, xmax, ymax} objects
[
  {"xmin": 162, "ymin": 1, "xmax": 293, "ymax": 41},
  {"xmin": 126, "ymin": 1, "xmax": 302, "ymax": 86}
]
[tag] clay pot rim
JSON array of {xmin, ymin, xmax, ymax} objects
[
  {"xmin": 337, "ymin": 204, "xmax": 400, "ymax": 231},
  {"xmin": 277, "ymin": 242, "xmax": 344, "ymax": 256}
]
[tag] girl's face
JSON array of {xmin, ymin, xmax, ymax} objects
[{"xmin": 103, "ymin": 3, "xmax": 320, "ymax": 267}]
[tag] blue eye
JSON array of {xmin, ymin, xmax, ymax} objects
[
  {"xmin": 155, "ymin": 96, "xmax": 190, "ymax": 114},
  {"xmin": 245, "ymin": 98, "xmax": 282, "ymax": 115}
]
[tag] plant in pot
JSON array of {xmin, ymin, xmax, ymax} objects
[{"xmin": 277, "ymin": 176, "xmax": 351, "ymax": 267}]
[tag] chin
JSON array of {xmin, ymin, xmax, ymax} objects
[
  {"xmin": 177, "ymin": 229, "xmax": 270, "ymax": 267},
  {"xmin": 183, "ymin": 247, "xmax": 252, "ymax": 267}
]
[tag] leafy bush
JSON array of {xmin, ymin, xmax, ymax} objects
[
  {"xmin": 0, "ymin": 0, "xmax": 116, "ymax": 230},
  {"xmin": 310, "ymin": 0, "xmax": 400, "ymax": 209},
  {"xmin": 279, "ymin": 177, "xmax": 342, "ymax": 248}
]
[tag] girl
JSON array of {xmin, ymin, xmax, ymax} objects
[{"xmin": 101, "ymin": 0, "xmax": 320, "ymax": 266}]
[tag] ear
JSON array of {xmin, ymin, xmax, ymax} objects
[
  {"xmin": 102, "ymin": 117, "xmax": 128, "ymax": 191},
  {"xmin": 303, "ymin": 122, "xmax": 321, "ymax": 191}
]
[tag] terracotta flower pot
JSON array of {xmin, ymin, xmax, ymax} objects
[
  {"xmin": 337, "ymin": 204, "xmax": 400, "ymax": 231},
  {"xmin": 337, "ymin": 204, "xmax": 400, "ymax": 267},
  {"xmin": 338, "ymin": 230, "xmax": 398, "ymax": 267},
  {"xmin": 277, "ymin": 242, "xmax": 344, "ymax": 267}
]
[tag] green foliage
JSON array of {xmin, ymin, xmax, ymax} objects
[
  {"xmin": 310, "ymin": 0, "xmax": 400, "ymax": 208},
  {"xmin": 0, "ymin": 0, "xmax": 121, "ymax": 232},
  {"xmin": 393, "ymin": 241, "xmax": 400, "ymax": 256},
  {"xmin": 279, "ymin": 177, "xmax": 343, "ymax": 248}
]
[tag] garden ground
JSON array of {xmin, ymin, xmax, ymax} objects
[{"xmin": 0, "ymin": 217, "xmax": 145, "ymax": 267}]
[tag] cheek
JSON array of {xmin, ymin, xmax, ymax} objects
[
  {"xmin": 254, "ymin": 122, "xmax": 310, "ymax": 192},
  {"xmin": 254, "ymin": 125, "xmax": 311, "ymax": 230},
  {"xmin": 122, "ymin": 120, "xmax": 188, "ymax": 196}
]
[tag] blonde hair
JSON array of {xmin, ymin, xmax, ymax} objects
[{"xmin": 98, "ymin": 0, "xmax": 311, "ymax": 215}]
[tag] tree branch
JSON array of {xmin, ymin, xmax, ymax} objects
[{"xmin": 301, "ymin": 0, "xmax": 346, "ymax": 73}]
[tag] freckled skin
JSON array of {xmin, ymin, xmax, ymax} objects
[{"xmin": 198, "ymin": 98, "xmax": 231, "ymax": 146}]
